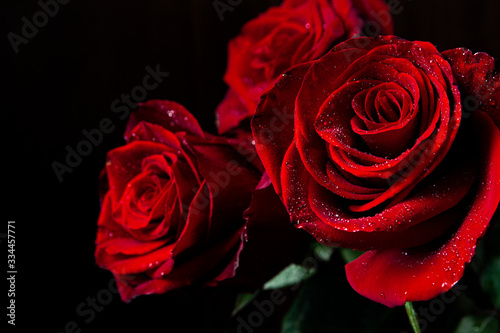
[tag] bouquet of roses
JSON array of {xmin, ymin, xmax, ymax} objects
[{"xmin": 94, "ymin": 0, "xmax": 500, "ymax": 331}]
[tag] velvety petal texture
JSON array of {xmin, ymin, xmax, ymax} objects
[
  {"xmin": 252, "ymin": 35, "xmax": 500, "ymax": 307},
  {"xmin": 217, "ymin": 0, "xmax": 394, "ymax": 134},
  {"xmin": 442, "ymin": 48, "xmax": 500, "ymax": 128},
  {"xmin": 96, "ymin": 100, "xmax": 261, "ymax": 302},
  {"xmin": 346, "ymin": 111, "xmax": 500, "ymax": 307}
]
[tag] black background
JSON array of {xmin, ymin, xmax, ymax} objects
[{"xmin": 3, "ymin": 0, "xmax": 500, "ymax": 332}]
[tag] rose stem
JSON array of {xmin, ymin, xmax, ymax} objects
[{"xmin": 404, "ymin": 302, "xmax": 422, "ymax": 333}]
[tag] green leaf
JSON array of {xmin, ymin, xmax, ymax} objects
[
  {"xmin": 281, "ymin": 264, "xmax": 400, "ymax": 333},
  {"xmin": 481, "ymin": 257, "xmax": 500, "ymax": 309},
  {"xmin": 263, "ymin": 264, "xmax": 315, "ymax": 290},
  {"xmin": 455, "ymin": 316, "xmax": 499, "ymax": 333},
  {"xmin": 313, "ymin": 242, "xmax": 335, "ymax": 262},
  {"xmin": 340, "ymin": 248, "xmax": 364, "ymax": 263},
  {"xmin": 232, "ymin": 292, "xmax": 258, "ymax": 316}
]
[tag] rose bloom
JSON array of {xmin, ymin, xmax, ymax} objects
[
  {"xmin": 95, "ymin": 100, "xmax": 264, "ymax": 302},
  {"xmin": 252, "ymin": 36, "xmax": 500, "ymax": 307},
  {"xmin": 216, "ymin": 0, "xmax": 394, "ymax": 134}
]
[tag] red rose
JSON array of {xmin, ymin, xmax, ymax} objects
[
  {"xmin": 216, "ymin": 0, "xmax": 394, "ymax": 134},
  {"xmin": 95, "ymin": 100, "xmax": 262, "ymax": 302},
  {"xmin": 252, "ymin": 36, "xmax": 500, "ymax": 307}
]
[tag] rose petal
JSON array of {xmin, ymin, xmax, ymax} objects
[
  {"xmin": 99, "ymin": 238, "xmax": 166, "ymax": 256},
  {"xmin": 191, "ymin": 136, "xmax": 262, "ymax": 240},
  {"xmin": 443, "ymin": 48, "xmax": 500, "ymax": 128},
  {"xmin": 172, "ymin": 182, "xmax": 211, "ymax": 258},
  {"xmin": 125, "ymin": 100, "xmax": 204, "ymax": 138},
  {"xmin": 252, "ymin": 62, "xmax": 313, "ymax": 196},
  {"xmin": 282, "ymin": 143, "xmax": 463, "ymax": 250},
  {"xmin": 345, "ymin": 111, "xmax": 500, "ymax": 307},
  {"xmin": 106, "ymin": 141, "xmax": 178, "ymax": 203},
  {"xmin": 116, "ymin": 228, "xmax": 243, "ymax": 302},
  {"xmin": 100, "ymin": 243, "xmax": 175, "ymax": 276}
]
